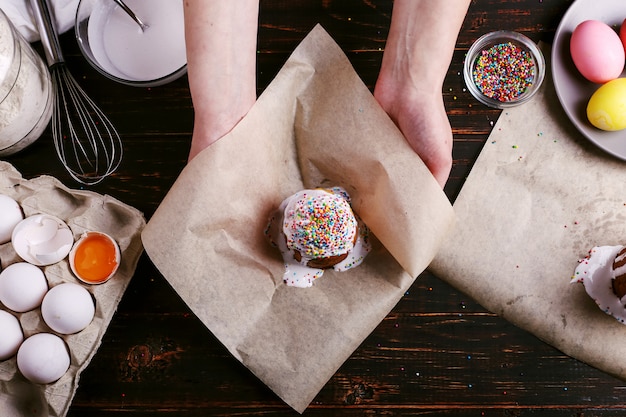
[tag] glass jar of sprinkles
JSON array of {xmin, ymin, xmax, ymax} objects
[{"xmin": 464, "ymin": 31, "xmax": 545, "ymax": 109}]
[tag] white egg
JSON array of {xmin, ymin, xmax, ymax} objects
[
  {"xmin": 0, "ymin": 310, "xmax": 23, "ymax": 360},
  {"xmin": 0, "ymin": 263, "xmax": 48, "ymax": 313},
  {"xmin": 41, "ymin": 282, "xmax": 95, "ymax": 334},
  {"xmin": 17, "ymin": 333, "xmax": 70, "ymax": 384},
  {"xmin": 0, "ymin": 194, "xmax": 23, "ymax": 245},
  {"xmin": 11, "ymin": 214, "xmax": 74, "ymax": 266}
]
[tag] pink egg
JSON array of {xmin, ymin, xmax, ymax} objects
[
  {"xmin": 621, "ymin": 18, "xmax": 626, "ymax": 55},
  {"xmin": 570, "ymin": 20, "xmax": 625, "ymax": 84}
]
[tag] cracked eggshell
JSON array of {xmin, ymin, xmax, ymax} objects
[
  {"xmin": 0, "ymin": 194, "xmax": 23, "ymax": 245},
  {"xmin": 41, "ymin": 282, "xmax": 95, "ymax": 334},
  {"xmin": 11, "ymin": 214, "xmax": 74, "ymax": 266},
  {"xmin": 17, "ymin": 333, "xmax": 70, "ymax": 384},
  {"xmin": 0, "ymin": 263, "xmax": 48, "ymax": 313},
  {"xmin": 70, "ymin": 231, "xmax": 121, "ymax": 284},
  {"xmin": 0, "ymin": 310, "xmax": 23, "ymax": 360}
]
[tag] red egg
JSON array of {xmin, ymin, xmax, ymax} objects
[{"xmin": 570, "ymin": 20, "xmax": 625, "ymax": 84}]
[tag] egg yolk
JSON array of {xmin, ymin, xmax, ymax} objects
[{"xmin": 73, "ymin": 234, "xmax": 118, "ymax": 283}]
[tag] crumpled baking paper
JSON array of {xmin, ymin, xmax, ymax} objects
[
  {"xmin": 430, "ymin": 44, "xmax": 626, "ymax": 381},
  {"xmin": 142, "ymin": 25, "xmax": 455, "ymax": 413},
  {"xmin": 0, "ymin": 161, "xmax": 145, "ymax": 417}
]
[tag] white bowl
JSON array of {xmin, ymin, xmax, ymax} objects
[{"xmin": 75, "ymin": 0, "xmax": 187, "ymax": 87}]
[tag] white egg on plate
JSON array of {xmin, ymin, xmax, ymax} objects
[
  {"xmin": 41, "ymin": 282, "xmax": 95, "ymax": 334},
  {"xmin": 0, "ymin": 194, "xmax": 23, "ymax": 245},
  {"xmin": 0, "ymin": 310, "xmax": 23, "ymax": 360},
  {"xmin": 17, "ymin": 333, "xmax": 70, "ymax": 384},
  {"xmin": 11, "ymin": 214, "xmax": 74, "ymax": 266},
  {"xmin": 0, "ymin": 263, "xmax": 48, "ymax": 313}
]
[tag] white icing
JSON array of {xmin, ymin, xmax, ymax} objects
[
  {"xmin": 266, "ymin": 188, "xmax": 371, "ymax": 288},
  {"xmin": 614, "ymin": 248, "xmax": 626, "ymax": 279},
  {"xmin": 571, "ymin": 245, "xmax": 626, "ymax": 323}
]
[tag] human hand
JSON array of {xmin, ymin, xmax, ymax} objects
[
  {"xmin": 374, "ymin": 80, "xmax": 453, "ymax": 188},
  {"xmin": 374, "ymin": 0, "xmax": 469, "ymax": 188}
]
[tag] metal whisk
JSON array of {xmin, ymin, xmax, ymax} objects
[{"xmin": 29, "ymin": 0, "xmax": 123, "ymax": 185}]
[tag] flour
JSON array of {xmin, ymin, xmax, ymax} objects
[{"xmin": 0, "ymin": 10, "xmax": 53, "ymax": 156}]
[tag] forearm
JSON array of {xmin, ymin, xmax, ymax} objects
[
  {"xmin": 377, "ymin": 0, "xmax": 470, "ymax": 96},
  {"xmin": 184, "ymin": 0, "xmax": 259, "ymax": 160},
  {"xmin": 374, "ymin": 0, "xmax": 470, "ymax": 187}
]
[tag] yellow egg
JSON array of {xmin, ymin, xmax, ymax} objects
[{"xmin": 587, "ymin": 78, "xmax": 626, "ymax": 131}]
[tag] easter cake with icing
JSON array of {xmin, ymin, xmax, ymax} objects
[
  {"xmin": 572, "ymin": 245, "xmax": 626, "ymax": 323},
  {"xmin": 266, "ymin": 187, "xmax": 371, "ymax": 288}
]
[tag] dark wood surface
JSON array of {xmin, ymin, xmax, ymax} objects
[{"xmin": 8, "ymin": 0, "xmax": 626, "ymax": 415}]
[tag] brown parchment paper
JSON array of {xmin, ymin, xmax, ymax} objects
[
  {"xmin": 430, "ymin": 44, "xmax": 626, "ymax": 380},
  {"xmin": 0, "ymin": 161, "xmax": 145, "ymax": 417},
  {"xmin": 142, "ymin": 25, "xmax": 455, "ymax": 413}
]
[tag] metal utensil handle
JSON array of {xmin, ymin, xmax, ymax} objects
[
  {"xmin": 113, "ymin": 0, "xmax": 147, "ymax": 30},
  {"xmin": 28, "ymin": 0, "xmax": 64, "ymax": 67}
]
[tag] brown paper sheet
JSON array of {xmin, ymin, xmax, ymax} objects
[
  {"xmin": 0, "ymin": 161, "xmax": 145, "ymax": 417},
  {"xmin": 142, "ymin": 25, "xmax": 454, "ymax": 412},
  {"xmin": 430, "ymin": 44, "xmax": 626, "ymax": 380}
]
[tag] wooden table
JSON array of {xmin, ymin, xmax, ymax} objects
[{"xmin": 8, "ymin": 0, "xmax": 626, "ymax": 415}]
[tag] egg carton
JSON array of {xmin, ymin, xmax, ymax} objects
[{"xmin": 0, "ymin": 161, "xmax": 145, "ymax": 417}]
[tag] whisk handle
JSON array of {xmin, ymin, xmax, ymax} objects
[{"xmin": 29, "ymin": 0, "xmax": 64, "ymax": 67}]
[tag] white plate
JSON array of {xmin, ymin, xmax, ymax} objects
[{"xmin": 552, "ymin": 0, "xmax": 626, "ymax": 160}]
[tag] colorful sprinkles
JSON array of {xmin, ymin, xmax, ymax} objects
[
  {"xmin": 472, "ymin": 41, "xmax": 536, "ymax": 102},
  {"xmin": 284, "ymin": 189, "xmax": 357, "ymax": 259}
]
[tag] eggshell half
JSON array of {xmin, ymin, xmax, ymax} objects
[
  {"xmin": 12, "ymin": 214, "xmax": 74, "ymax": 266},
  {"xmin": 69, "ymin": 231, "xmax": 121, "ymax": 284}
]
